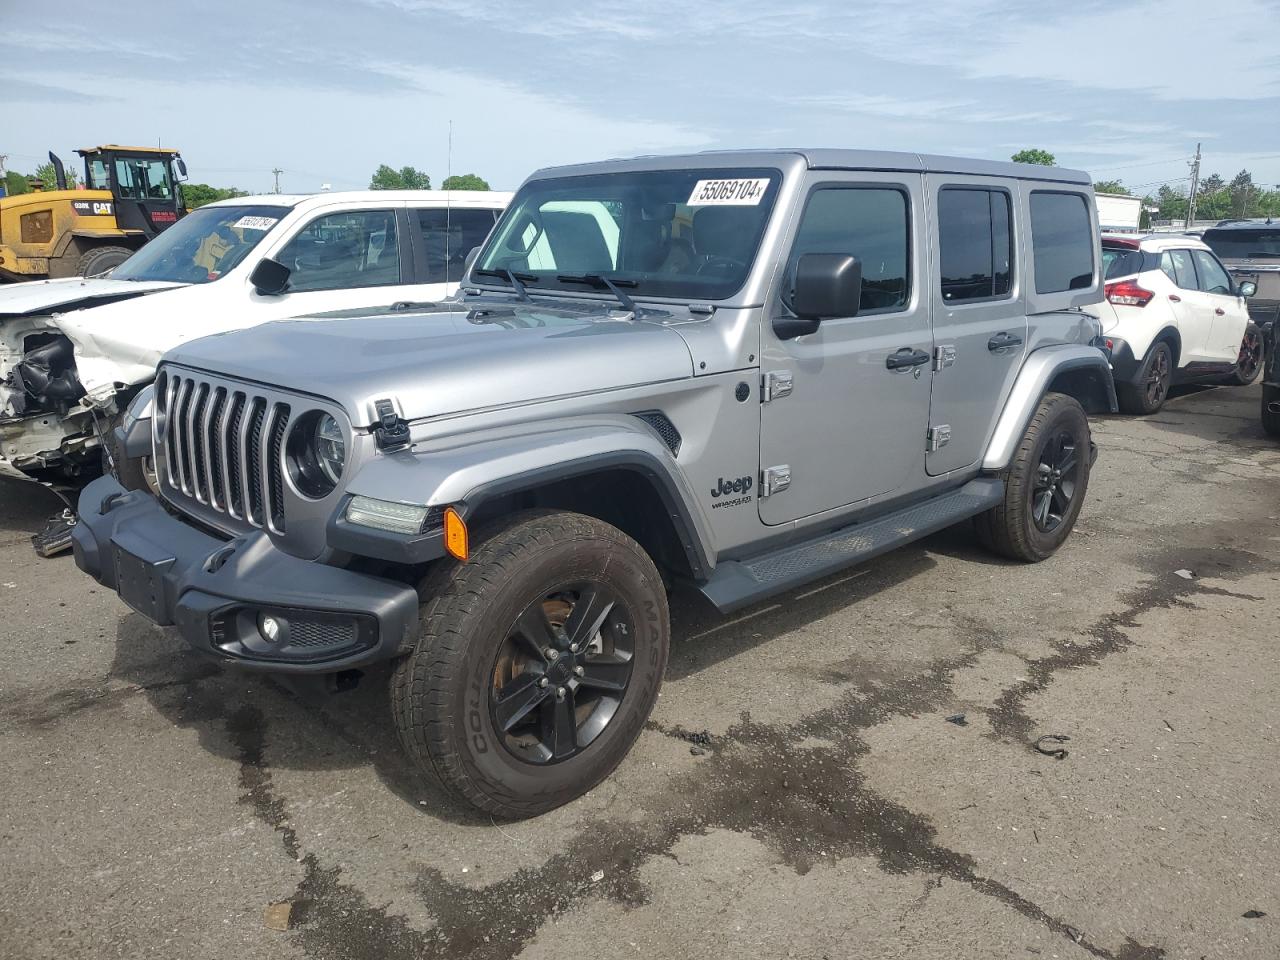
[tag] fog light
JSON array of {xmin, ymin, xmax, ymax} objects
[
  {"xmin": 346, "ymin": 495, "xmax": 431, "ymax": 534},
  {"xmin": 259, "ymin": 613, "xmax": 282, "ymax": 643}
]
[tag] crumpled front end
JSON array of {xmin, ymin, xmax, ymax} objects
[{"xmin": 0, "ymin": 313, "xmax": 121, "ymax": 482}]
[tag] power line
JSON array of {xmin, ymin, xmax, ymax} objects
[{"xmin": 1090, "ymin": 155, "xmax": 1193, "ymax": 173}]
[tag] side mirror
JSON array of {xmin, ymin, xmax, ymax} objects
[
  {"xmin": 175, "ymin": 157, "xmax": 188, "ymax": 180},
  {"xmin": 464, "ymin": 245, "xmax": 482, "ymax": 275},
  {"xmin": 1238, "ymin": 280, "xmax": 1257, "ymax": 298},
  {"xmin": 249, "ymin": 258, "xmax": 291, "ymax": 296},
  {"xmin": 775, "ymin": 254, "xmax": 862, "ymax": 340}
]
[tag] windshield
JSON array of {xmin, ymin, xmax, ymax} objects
[
  {"xmin": 112, "ymin": 204, "xmax": 291, "ymax": 283},
  {"xmin": 474, "ymin": 167, "xmax": 782, "ymax": 301},
  {"xmin": 1201, "ymin": 228, "xmax": 1280, "ymax": 259}
]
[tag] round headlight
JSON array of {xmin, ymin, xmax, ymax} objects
[
  {"xmin": 314, "ymin": 413, "xmax": 345, "ymax": 484},
  {"xmin": 286, "ymin": 410, "xmax": 346, "ymax": 498}
]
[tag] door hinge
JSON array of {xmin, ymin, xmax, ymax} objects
[
  {"xmin": 933, "ymin": 345, "xmax": 957, "ymax": 371},
  {"xmin": 760, "ymin": 464, "xmax": 792, "ymax": 497},
  {"xmin": 926, "ymin": 424, "xmax": 952, "ymax": 452},
  {"xmin": 761, "ymin": 370, "xmax": 794, "ymax": 403}
]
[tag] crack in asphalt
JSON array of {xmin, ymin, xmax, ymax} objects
[
  {"xmin": 987, "ymin": 543, "xmax": 1276, "ymax": 752},
  {"xmin": 233, "ymin": 629, "xmax": 1166, "ymax": 960}
]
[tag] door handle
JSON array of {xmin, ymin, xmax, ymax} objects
[
  {"xmin": 1215, "ymin": 307, "xmax": 1225, "ymax": 316},
  {"xmin": 987, "ymin": 332, "xmax": 1024, "ymax": 351},
  {"xmin": 1168, "ymin": 294, "xmax": 1181, "ymax": 302},
  {"xmin": 885, "ymin": 347, "xmax": 931, "ymax": 370}
]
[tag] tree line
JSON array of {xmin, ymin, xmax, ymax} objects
[
  {"xmin": 4, "ymin": 162, "xmax": 492, "ymax": 207},
  {"xmin": 1012, "ymin": 148, "xmax": 1280, "ymax": 222},
  {"xmin": 368, "ymin": 165, "xmax": 490, "ymax": 191}
]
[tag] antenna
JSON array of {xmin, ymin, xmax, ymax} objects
[
  {"xmin": 272, "ymin": 167, "xmax": 283, "ymax": 194},
  {"xmin": 445, "ymin": 119, "xmax": 453, "ymax": 282}
]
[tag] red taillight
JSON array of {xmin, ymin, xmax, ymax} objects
[{"xmin": 1105, "ymin": 280, "xmax": 1154, "ymax": 307}]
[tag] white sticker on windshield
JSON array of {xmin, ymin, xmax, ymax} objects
[
  {"xmin": 233, "ymin": 215, "xmax": 279, "ymax": 231},
  {"xmin": 687, "ymin": 178, "xmax": 769, "ymax": 206}
]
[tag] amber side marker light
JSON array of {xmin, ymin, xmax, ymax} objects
[{"xmin": 444, "ymin": 507, "xmax": 469, "ymax": 561}]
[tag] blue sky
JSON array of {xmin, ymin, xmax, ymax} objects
[{"xmin": 3, "ymin": 0, "xmax": 1278, "ymax": 197}]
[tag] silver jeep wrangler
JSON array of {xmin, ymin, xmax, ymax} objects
[{"xmin": 72, "ymin": 150, "xmax": 1116, "ymax": 817}]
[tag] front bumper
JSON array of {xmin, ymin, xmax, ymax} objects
[{"xmin": 72, "ymin": 475, "xmax": 420, "ymax": 673}]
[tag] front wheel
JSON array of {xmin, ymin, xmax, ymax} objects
[
  {"xmin": 1222, "ymin": 323, "xmax": 1264, "ymax": 386},
  {"xmin": 391, "ymin": 511, "xmax": 670, "ymax": 818},
  {"xmin": 976, "ymin": 392, "xmax": 1092, "ymax": 562},
  {"xmin": 75, "ymin": 245, "xmax": 133, "ymax": 278}
]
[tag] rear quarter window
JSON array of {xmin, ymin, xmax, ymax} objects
[{"xmin": 1030, "ymin": 192, "xmax": 1095, "ymax": 294}]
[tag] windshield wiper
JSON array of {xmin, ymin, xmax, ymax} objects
[
  {"xmin": 557, "ymin": 274, "xmax": 640, "ymax": 313},
  {"xmin": 472, "ymin": 267, "xmax": 538, "ymax": 301}
]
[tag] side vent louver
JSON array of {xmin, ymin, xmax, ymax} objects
[{"xmin": 633, "ymin": 411, "xmax": 681, "ymax": 456}]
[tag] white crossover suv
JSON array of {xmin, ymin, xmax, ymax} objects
[{"xmin": 1097, "ymin": 233, "xmax": 1262, "ymax": 414}]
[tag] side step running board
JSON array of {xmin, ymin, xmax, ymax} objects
[{"xmin": 699, "ymin": 478, "xmax": 1005, "ymax": 613}]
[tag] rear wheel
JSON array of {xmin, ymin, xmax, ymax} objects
[
  {"xmin": 1117, "ymin": 340, "xmax": 1173, "ymax": 415},
  {"xmin": 1222, "ymin": 323, "xmax": 1264, "ymax": 386},
  {"xmin": 391, "ymin": 511, "xmax": 669, "ymax": 818},
  {"xmin": 1263, "ymin": 383, "xmax": 1280, "ymax": 438},
  {"xmin": 976, "ymin": 392, "xmax": 1092, "ymax": 562},
  {"xmin": 75, "ymin": 245, "xmax": 133, "ymax": 278}
]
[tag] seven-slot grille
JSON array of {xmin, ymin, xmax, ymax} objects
[{"xmin": 158, "ymin": 371, "xmax": 291, "ymax": 533}]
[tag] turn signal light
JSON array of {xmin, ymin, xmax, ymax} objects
[
  {"xmin": 444, "ymin": 506, "xmax": 469, "ymax": 562},
  {"xmin": 1105, "ymin": 280, "xmax": 1154, "ymax": 307}
]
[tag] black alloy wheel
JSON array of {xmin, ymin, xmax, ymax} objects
[
  {"xmin": 490, "ymin": 583, "xmax": 635, "ymax": 764},
  {"xmin": 1030, "ymin": 430, "xmax": 1080, "ymax": 533},
  {"xmin": 1144, "ymin": 345, "xmax": 1172, "ymax": 409},
  {"xmin": 1229, "ymin": 324, "xmax": 1264, "ymax": 385}
]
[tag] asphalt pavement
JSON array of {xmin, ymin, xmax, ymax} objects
[{"xmin": 2, "ymin": 382, "xmax": 1277, "ymax": 960}]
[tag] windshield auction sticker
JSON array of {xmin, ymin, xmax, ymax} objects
[
  {"xmin": 687, "ymin": 178, "xmax": 769, "ymax": 206},
  {"xmin": 233, "ymin": 216, "xmax": 279, "ymax": 231}
]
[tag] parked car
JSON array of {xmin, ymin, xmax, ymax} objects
[
  {"xmin": 1097, "ymin": 233, "xmax": 1261, "ymax": 414},
  {"xmin": 0, "ymin": 190, "xmax": 510, "ymax": 484},
  {"xmin": 72, "ymin": 149, "xmax": 1114, "ymax": 817},
  {"xmin": 1200, "ymin": 219, "xmax": 1280, "ymax": 334}
]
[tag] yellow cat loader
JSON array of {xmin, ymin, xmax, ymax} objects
[{"xmin": 0, "ymin": 145, "xmax": 188, "ymax": 282}]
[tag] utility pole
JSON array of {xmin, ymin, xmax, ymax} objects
[
  {"xmin": 272, "ymin": 167, "xmax": 283, "ymax": 194},
  {"xmin": 1185, "ymin": 142, "xmax": 1201, "ymax": 229}
]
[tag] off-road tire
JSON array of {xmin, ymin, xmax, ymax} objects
[
  {"xmin": 1222, "ymin": 322, "xmax": 1264, "ymax": 386},
  {"xmin": 975, "ymin": 392, "xmax": 1092, "ymax": 563},
  {"xmin": 1117, "ymin": 340, "xmax": 1174, "ymax": 415},
  {"xmin": 1263, "ymin": 383, "xmax": 1280, "ymax": 438},
  {"xmin": 76, "ymin": 245, "xmax": 133, "ymax": 278},
  {"xmin": 390, "ymin": 510, "xmax": 670, "ymax": 819}
]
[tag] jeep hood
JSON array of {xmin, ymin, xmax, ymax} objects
[
  {"xmin": 0, "ymin": 276, "xmax": 184, "ymax": 319},
  {"xmin": 163, "ymin": 302, "xmax": 696, "ymax": 426}
]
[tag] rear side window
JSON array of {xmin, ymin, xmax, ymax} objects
[
  {"xmin": 1191, "ymin": 250, "xmax": 1232, "ymax": 295},
  {"xmin": 1101, "ymin": 245, "xmax": 1145, "ymax": 279},
  {"xmin": 938, "ymin": 187, "xmax": 1013, "ymax": 302},
  {"xmin": 788, "ymin": 186, "xmax": 910, "ymax": 313},
  {"xmin": 418, "ymin": 208, "xmax": 499, "ymax": 283},
  {"xmin": 277, "ymin": 209, "xmax": 401, "ymax": 292},
  {"xmin": 1160, "ymin": 249, "xmax": 1197, "ymax": 290},
  {"xmin": 1029, "ymin": 192, "xmax": 1094, "ymax": 294}
]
